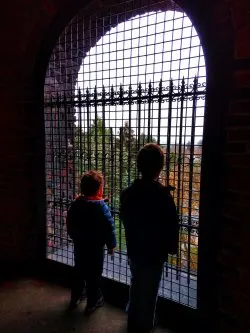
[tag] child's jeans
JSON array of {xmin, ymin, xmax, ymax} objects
[
  {"xmin": 127, "ymin": 260, "xmax": 163, "ymax": 333},
  {"xmin": 71, "ymin": 246, "xmax": 104, "ymax": 306}
]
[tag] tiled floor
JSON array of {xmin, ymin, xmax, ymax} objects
[{"xmin": 0, "ymin": 279, "xmax": 172, "ymax": 333}]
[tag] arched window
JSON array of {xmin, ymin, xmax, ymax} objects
[{"xmin": 45, "ymin": 0, "xmax": 206, "ymax": 309}]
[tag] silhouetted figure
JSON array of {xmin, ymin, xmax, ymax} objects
[
  {"xmin": 67, "ymin": 171, "xmax": 116, "ymax": 314},
  {"xmin": 120, "ymin": 144, "xmax": 179, "ymax": 333}
]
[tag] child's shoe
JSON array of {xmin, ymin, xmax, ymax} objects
[{"xmin": 84, "ymin": 297, "xmax": 104, "ymax": 315}]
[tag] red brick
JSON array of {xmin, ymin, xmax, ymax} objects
[
  {"xmin": 226, "ymin": 141, "xmax": 247, "ymax": 153},
  {"xmin": 234, "ymin": 70, "xmax": 250, "ymax": 89},
  {"xmin": 229, "ymin": 100, "xmax": 250, "ymax": 116},
  {"xmin": 228, "ymin": 128, "xmax": 250, "ymax": 141},
  {"xmin": 228, "ymin": 114, "xmax": 250, "ymax": 127},
  {"xmin": 231, "ymin": 3, "xmax": 250, "ymax": 31},
  {"xmin": 235, "ymin": 30, "xmax": 250, "ymax": 59},
  {"xmin": 221, "ymin": 202, "xmax": 250, "ymax": 222},
  {"xmin": 225, "ymin": 153, "xmax": 250, "ymax": 166}
]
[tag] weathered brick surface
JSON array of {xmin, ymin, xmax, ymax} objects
[{"xmin": 0, "ymin": 0, "xmax": 250, "ymax": 332}]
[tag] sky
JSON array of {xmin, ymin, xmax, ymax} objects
[{"xmin": 75, "ymin": 10, "xmax": 206, "ymax": 144}]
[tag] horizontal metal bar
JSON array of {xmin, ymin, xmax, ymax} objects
[{"xmin": 45, "ymin": 90, "xmax": 205, "ymax": 107}]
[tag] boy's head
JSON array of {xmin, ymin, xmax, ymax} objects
[
  {"xmin": 137, "ymin": 143, "xmax": 164, "ymax": 179},
  {"xmin": 80, "ymin": 170, "xmax": 104, "ymax": 197}
]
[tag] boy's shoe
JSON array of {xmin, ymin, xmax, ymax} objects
[
  {"xmin": 67, "ymin": 298, "xmax": 79, "ymax": 311},
  {"xmin": 125, "ymin": 301, "xmax": 129, "ymax": 314},
  {"xmin": 84, "ymin": 297, "xmax": 104, "ymax": 315},
  {"xmin": 67, "ymin": 289, "xmax": 86, "ymax": 311},
  {"xmin": 79, "ymin": 289, "xmax": 87, "ymax": 301}
]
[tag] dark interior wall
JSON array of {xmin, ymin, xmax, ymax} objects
[{"xmin": 0, "ymin": 0, "xmax": 249, "ymax": 332}]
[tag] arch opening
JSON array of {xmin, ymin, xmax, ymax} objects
[{"xmin": 44, "ymin": 0, "xmax": 206, "ymax": 309}]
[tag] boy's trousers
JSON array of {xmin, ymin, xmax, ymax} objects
[
  {"xmin": 71, "ymin": 244, "xmax": 104, "ymax": 305},
  {"xmin": 127, "ymin": 260, "xmax": 163, "ymax": 333}
]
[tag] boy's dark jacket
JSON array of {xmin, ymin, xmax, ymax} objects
[
  {"xmin": 66, "ymin": 196, "xmax": 116, "ymax": 251},
  {"xmin": 120, "ymin": 179, "xmax": 179, "ymax": 264}
]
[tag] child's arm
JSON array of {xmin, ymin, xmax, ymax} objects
[{"xmin": 102, "ymin": 203, "xmax": 117, "ymax": 252}]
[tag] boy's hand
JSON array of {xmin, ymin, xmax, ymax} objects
[{"xmin": 108, "ymin": 248, "xmax": 115, "ymax": 255}]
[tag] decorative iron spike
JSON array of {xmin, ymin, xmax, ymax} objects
[
  {"xmin": 169, "ymin": 78, "xmax": 174, "ymax": 90},
  {"xmin": 119, "ymin": 84, "xmax": 124, "ymax": 105},
  {"xmin": 63, "ymin": 92, "xmax": 67, "ymax": 102},
  {"xmin": 158, "ymin": 79, "xmax": 163, "ymax": 101},
  {"xmin": 181, "ymin": 77, "xmax": 185, "ymax": 92},
  {"xmin": 111, "ymin": 85, "xmax": 115, "ymax": 105},
  {"xmin": 193, "ymin": 76, "xmax": 198, "ymax": 91},
  {"xmin": 128, "ymin": 84, "xmax": 132, "ymax": 97},
  {"xmin": 102, "ymin": 85, "xmax": 106, "ymax": 105},
  {"xmin": 138, "ymin": 82, "xmax": 142, "ymax": 94},
  {"xmin": 148, "ymin": 80, "xmax": 152, "ymax": 93}
]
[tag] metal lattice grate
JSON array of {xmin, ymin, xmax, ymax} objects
[{"xmin": 45, "ymin": 0, "xmax": 206, "ymax": 309}]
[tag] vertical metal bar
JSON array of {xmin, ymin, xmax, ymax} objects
[
  {"xmin": 119, "ymin": 84, "xmax": 124, "ymax": 106},
  {"xmin": 94, "ymin": 86, "xmax": 98, "ymax": 170},
  {"xmin": 70, "ymin": 93, "xmax": 76, "ymax": 203},
  {"xmin": 52, "ymin": 49, "xmax": 58, "ymax": 255},
  {"xmin": 166, "ymin": 79, "xmax": 173, "ymax": 186},
  {"xmin": 111, "ymin": 86, "xmax": 115, "ymax": 208},
  {"xmin": 56, "ymin": 93, "xmax": 63, "ymax": 246},
  {"xmin": 128, "ymin": 84, "xmax": 132, "ymax": 185},
  {"xmin": 110, "ymin": 127, "xmax": 114, "ymax": 212},
  {"xmin": 83, "ymin": 89, "xmax": 87, "ymax": 173},
  {"xmin": 180, "ymin": 90, "xmax": 189, "ymax": 288},
  {"xmin": 173, "ymin": 84, "xmax": 180, "ymax": 280},
  {"xmin": 63, "ymin": 93, "xmax": 69, "ymax": 242},
  {"xmin": 147, "ymin": 81, "xmax": 152, "ymax": 142},
  {"xmin": 187, "ymin": 77, "xmax": 198, "ymax": 285},
  {"xmin": 69, "ymin": 20, "xmax": 76, "ymax": 259},
  {"xmin": 86, "ymin": 88, "xmax": 91, "ymax": 170},
  {"xmin": 49, "ymin": 97, "xmax": 56, "ymax": 252},
  {"xmin": 157, "ymin": 79, "xmax": 162, "ymax": 145},
  {"xmin": 64, "ymin": 22, "xmax": 70, "ymax": 261},
  {"xmin": 119, "ymin": 127, "xmax": 123, "ymax": 266},
  {"xmin": 111, "ymin": 85, "xmax": 115, "ymax": 106},
  {"xmin": 137, "ymin": 83, "xmax": 142, "ymax": 151},
  {"xmin": 177, "ymin": 78, "xmax": 185, "ymax": 280},
  {"xmin": 165, "ymin": 80, "xmax": 173, "ymax": 278},
  {"xmin": 79, "ymin": 15, "xmax": 85, "ymax": 197},
  {"xmin": 89, "ymin": 91, "xmax": 93, "ymax": 171},
  {"xmin": 102, "ymin": 86, "xmax": 106, "ymax": 177},
  {"xmin": 113, "ymin": 103, "xmax": 118, "ymax": 262},
  {"xmin": 142, "ymin": 96, "xmax": 146, "ymax": 147},
  {"xmin": 78, "ymin": 89, "xmax": 83, "ymax": 176},
  {"xmin": 137, "ymin": 83, "xmax": 142, "ymax": 179},
  {"xmin": 107, "ymin": 85, "xmax": 112, "ymax": 204}
]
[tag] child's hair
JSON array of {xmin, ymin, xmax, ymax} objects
[
  {"xmin": 137, "ymin": 143, "xmax": 164, "ymax": 179},
  {"xmin": 80, "ymin": 170, "xmax": 103, "ymax": 196}
]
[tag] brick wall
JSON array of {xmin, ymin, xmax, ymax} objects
[
  {"xmin": 0, "ymin": 0, "xmax": 249, "ymax": 332},
  {"xmin": 216, "ymin": 1, "xmax": 250, "ymax": 331}
]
